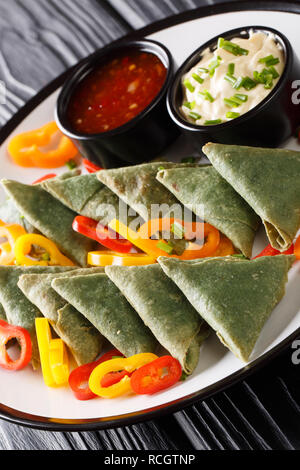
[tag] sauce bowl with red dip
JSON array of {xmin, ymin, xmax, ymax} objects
[{"xmin": 56, "ymin": 39, "xmax": 179, "ymax": 168}]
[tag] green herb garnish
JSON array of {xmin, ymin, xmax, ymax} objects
[
  {"xmin": 227, "ymin": 63, "xmax": 235, "ymax": 75},
  {"xmin": 224, "ymin": 74, "xmax": 237, "ymax": 86},
  {"xmin": 157, "ymin": 166, "xmax": 165, "ymax": 171},
  {"xmin": 41, "ymin": 253, "xmax": 50, "ymax": 261},
  {"xmin": 183, "ymin": 101, "xmax": 196, "ymax": 110},
  {"xmin": 66, "ymin": 159, "xmax": 77, "ymax": 170},
  {"xmin": 171, "ymin": 222, "xmax": 185, "ymax": 239},
  {"xmin": 218, "ymin": 37, "xmax": 249, "ymax": 56},
  {"xmin": 189, "ymin": 111, "xmax": 202, "ymax": 121},
  {"xmin": 258, "ymin": 54, "xmax": 280, "ymax": 66},
  {"xmin": 224, "ymin": 98, "xmax": 240, "ymax": 108},
  {"xmin": 204, "ymin": 119, "xmax": 222, "ymax": 125},
  {"xmin": 184, "ymin": 79, "xmax": 195, "ymax": 93},
  {"xmin": 224, "ymin": 93, "xmax": 248, "ymax": 108},
  {"xmin": 226, "ymin": 111, "xmax": 240, "ymax": 119},
  {"xmin": 234, "ymin": 93, "xmax": 248, "ymax": 102},
  {"xmin": 180, "ymin": 371, "xmax": 188, "ymax": 382},
  {"xmin": 198, "ymin": 67, "xmax": 209, "ymax": 73},
  {"xmin": 192, "ymin": 73, "xmax": 204, "ymax": 84},
  {"xmin": 199, "ymin": 90, "xmax": 215, "ymax": 103},
  {"xmin": 231, "ymin": 254, "xmax": 247, "ymax": 259},
  {"xmin": 208, "ymin": 55, "xmax": 222, "ymax": 76},
  {"xmin": 157, "ymin": 240, "xmax": 174, "ymax": 254},
  {"xmin": 241, "ymin": 76, "xmax": 257, "ymax": 90}
]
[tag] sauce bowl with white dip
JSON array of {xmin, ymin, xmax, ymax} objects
[{"xmin": 167, "ymin": 26, "xmax": 300, "ymax": 148}]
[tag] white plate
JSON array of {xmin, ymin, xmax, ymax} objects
[{"xmin": 0, "ymin": 3, "xmax": 299, "ymax": 430}]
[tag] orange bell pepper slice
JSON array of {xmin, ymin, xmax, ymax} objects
[
  {"xmin": 212, "ymin": 235, "xmax": 236, "ymax": 257},
  {"xmin": 109, "ymin": 218, "xmax": 220, "ymax": 260},
  {"xmin": 88, "ymin": 251, "xmax": 156, "ymax": 267},
  {"xmin": 294, "ymin": 234, "xmax": 300, "ymax": 261},
  {"xmin": 7, "ymin": 121, "xmax": 78, "ymax": 169}
]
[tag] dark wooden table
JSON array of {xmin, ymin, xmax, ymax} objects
[{"xmin": 0, "ymin": 0, "xmax": 300, "ymax": 451}]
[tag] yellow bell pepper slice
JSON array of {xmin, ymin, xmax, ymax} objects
[
  {"xmin": 14, "ymin": 234, "xmax": 75, "ymax": 266},
  {"xmin": 89, "ymin": 353, "xmax": 158, "ymax": 399},
  {"xmin": 35, "ymin": 318, "xmax": 69, "ymax": 387},
  {"xmin": 108, "ymin": 219, "xmax": 170, "ymax": 259},
  {"xmin": 88, "ymin": 251, "xmax": 156, "ymax": 267},
  {"xmin": 7, "ymin": 121, "xmax": 78, "ymax": 169},
  {"xmin": 49, "ymin": 339, "xmax": 69, "ymax": 386},
  {"xmin": 0, "ymin": 222, "xmax": 27, "ymax": 265}
]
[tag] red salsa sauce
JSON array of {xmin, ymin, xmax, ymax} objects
[{"xmin": 67, "ymin": 49, "xmax": 167, "ymax": 134}]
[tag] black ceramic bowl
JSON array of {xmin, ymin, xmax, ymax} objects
[
  {"xmin": 167, "ymin": 26, "xmax": 300, "ymax": 149},
  {"xmin": 55, "ymin": 39, "xmax": 179, "ymax": 169}
]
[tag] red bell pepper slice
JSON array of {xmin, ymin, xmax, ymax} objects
[
  {"xmin": 130, "ymin": 355, "xmax": 182, "ymax": 395},
  {"xmin": 0, "ymin": 319, "xmax": 32, "ymax": 371},
  {"xmin": 253, "ymin": 243, "xmax": 294, "ymax": 259},
  {"xmin": 32, "ymin": 173, "xmax": 57, "ymax": 185},
  {"xmin": 82, "ymin": 159, "xmax": 103, "ymax": 173},
  {"xmin": 100, "ymin": 370, "xmax": 131, "ymax": 388},
  {"xmin": 72, "ymin": 216, "xmax": 134, "ymax": 253},
  {"xmin": 68, "ymin": 349, "xmax": 124, "ymax": 401}
]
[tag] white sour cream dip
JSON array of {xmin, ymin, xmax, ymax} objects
[{"xmin": 181, "ymin": 32, "xmax": 284, "ymax": 125}]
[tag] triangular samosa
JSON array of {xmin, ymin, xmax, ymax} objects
[
  {"xmin": 105, "ymin": 264, "xmax": 210, "ymax": 374},
  {"xmin": 203, "ymin": 143, "xmax": 300, "ymax": 251},
  {"xmin": 51, "ymin": 273, "xmax": 158, "ymax": 357},
  {"xmin": 158, "ymin": 255, "xmax": 294, "ymax": 361},
  {"xmin": 97, "ymin": 162, "xmax": 196, "ymax": 221},
  {"xmin": 0, "ymin": 303, "xmax": 6, "ymax": 321},
  {"xmin": 0, "ymin": 170, "xmax": 80, "ymax": 231},
  {"xmin": 42, "ymin": 173, "xmax": 131, "ymax": 225},
  {"xmin": 157, "ymin": 165, "xmax": 260, "ymax": 258},
  {"xmin": 1, "ymin": 179, "xmax": 96, "ymax": 266},
  {"xmin": 0, "ymin": 266, "xmax": 75, "ymax": 368},
  {"xmin": 18, "ymin": 268, "xmax": 105, "ymax": 365}
]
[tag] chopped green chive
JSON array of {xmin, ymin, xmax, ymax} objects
[
  {"xmin": 181, "ymin": 156, "xmax": 196, "ymax": 163},
  {"xmin": 224, "ymin": 98, "xmax": 240, "ymax": 108},
  {"xmin": 171, "ymin": 222, "xmax": 185, "ymax": 239},
  {"xmin": 41, "ymin": 253, "xmax": 50, "ymax": 261},
  {"xmin": 198, "ymin": 67, "xmax": 209, "ymax": 73},
  {"xmin": 258, "ymin": 54, "xmax": 280, "ymax": 66},
  {"xmin": 66, "ymin": 159, "xmax": 77, "ymax": 170},
  {"xmin": 199, "ymin": 89, "xmax": 215, "ymax": 102},
  {"xmin": 224, "ymin": 93, "xmax": 248, "ymax": 108},
  {"xmin": 267, "ymin": 66, "xmax": 280, "ymax": 79},
  {"xmin": 157, "ymin": 240, "xmax": 173, "ymax": 254},
  {"xmin": 240, "ymin": 76, "xmax": 257, "ymax": 90},
  {"xmin": 218, "ymin": 37, "xmax": 249, "ymax": 56},
  {"xmin": 224, "ymin": 74, "xmax": 237, "ymax": 86},
  {"xmin": 184, "ymin": 79, "xmax": 195, "ymax": 92},
  {"xmin": 227, "ymin": 63, "xmax": 235, "ymax": 75},
  {"xmin": 231, "ymin": 254, "xmax": 247, "ymax": 259},
  {"xmin": 189, "ymin": 111, "xmax": 201, "ymax": 121},
  {"xmin": 180, "ymin": 371, "xmax": 188, "ymax": 382},
  {"xmin": 183, "ymin": 101, "xmax": 196, "ymax": 110},
  {"xmin": 192, "ymin": 73, "xmax": 204, "ymax": 84},
  {"xmin": 204, "ymin": 119, "xmax": 222, "ymax": 125},
  {"xmin": 233, "ymin": 93, "xmax": 248, "ymax": 102},
  {"xmin": 226, "ymin": 111, "xmax": 240, "ymax": 119},
  {"xmin": 232, "ymin": 76, "xmax": 244, "ymax": 90},
  {"xmin": 208, "ymin": 55, "xmax": 222, "ymax": 76},
  {"xmin": 253, "ymin": 68, "xmax": 275, "ymax": 89},
  {"xmin": 157, "ymin": 166, "xmax": 165, "ymax": 171}
]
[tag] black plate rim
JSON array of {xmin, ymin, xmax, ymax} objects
[{"xmin": 0, "ymin": 0, "xmax": 299, "ymax": 431}]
